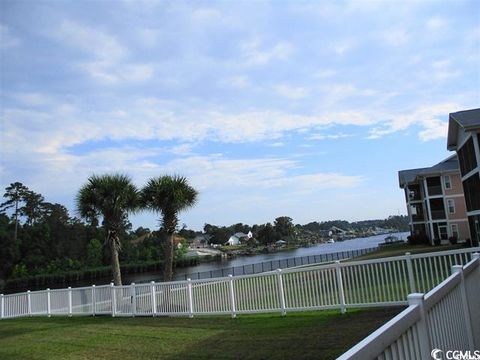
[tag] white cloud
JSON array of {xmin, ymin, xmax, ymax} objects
[
  {"xmin": 430, "ymin": 60, "xmax": 461, "ymax": 82},
  {"xmin": 367, "ymin": 103, "xmax": 458, "ymax": 141},
  {"xmin": 191, "ymin": 8, "xmax": 224, "ymax": 23},
  {"xmin": 309, "ymin": 133, "xmax": 353, "ymax": 141},
  {"xmin": 333, "ymin": 39, "xmax": 355, "ymax": 55},
  {"xmin": 275, "ymin": 84, "xmax": 309, "ymax": 99},
  {"xmin": 426, "ymin": 16, "xmax": 447, "ymax": 31},
  {"xmin": 55, "ymin": 21, "xmax": 153, "ymax": 84},
  {"xmin": 0, "ymin": 24, "xmax": 20, "ymax": 49},
  {"xmin": 14, "ymin": 93, "xmax": 52, "ymax": 106},
  {"xmin": 382, "ymin": 29, "xmax": 408, "ymax": 47},
  {"xmin": 241, "ymin": 38, "xmax": 292, "ymax": 66},
  {"xmin": 314, "ymin": 69, "xmax": 337, "ymax": 78},
  {"xmin": 219, "ymin": 75, "xmax": 250, "ymax": 89}
]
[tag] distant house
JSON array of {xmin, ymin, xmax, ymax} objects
[
  {"xmin": 192, "ymin": 234, "xmax": 211, "ymax": 248},
  {"xmin": 226, "ymin": 232, "xmax": 249, "ymax": 246},
  {"xmin": 330, "ymin": 226, "xmax": 346, "ymax": 235}
]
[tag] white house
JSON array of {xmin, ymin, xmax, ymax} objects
[{"xmin": 226, "ymin": 232, "xmax": 249, "ymax": 246}]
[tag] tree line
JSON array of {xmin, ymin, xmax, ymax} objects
[{"xmin": 0, "ymin": 174, "xmax": 198, "ymax": 287}]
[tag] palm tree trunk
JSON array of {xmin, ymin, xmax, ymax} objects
[
  {"xmin": 110, "ymin": 236, "xmax": 122, "ymax": 286},
  {"xmin": 163, "ymin": 232, "xmax": 174, "ymax": 282},
  {"xmin": 14, "ymin": 199, "xmax": 18, "ymax": 243}
]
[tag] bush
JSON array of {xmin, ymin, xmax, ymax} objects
[
  {"xmin": 433, "ymin": 238, "xmax": 441, "ymax": 246},
  {"xmin": 448, "ymin": 236, "xmax": 458, "ymax": 245},
  {"xmin": 464, "ymin": 238, "xmax": 472, "ymax": 248},
  {"xmin": 407, "ymin": 233, "xmax": 430, "ymax": 245}
]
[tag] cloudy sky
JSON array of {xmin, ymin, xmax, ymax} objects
[{"xmin": 1, "ymin": 0, "xmax": 479, "ymax": 230}]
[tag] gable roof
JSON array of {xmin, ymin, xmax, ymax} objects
[
  {"xmin": 398, "ymin": 155, "xmax": 459, "ymax": 188},
  {"xmin": 447, "ymin": 108, "xmax": 480, "ymax": 150}
]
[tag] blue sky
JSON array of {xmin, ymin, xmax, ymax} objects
[{"xmin": 1, "ymin": 0, "xmax": 479, "ymax": 230}]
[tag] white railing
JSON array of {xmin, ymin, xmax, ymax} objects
[
  {"xmin": 1, "ymin": 247, "xmax": 479, "ymax": 320},
  {"xmin": 337, "ymin": 253, "xmax": 480, "ymax": 359}
]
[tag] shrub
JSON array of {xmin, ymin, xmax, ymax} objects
[
  {"xmin": 448, "ymin": 236, "xmax": 458, "ymax": 245},
  {"xmin": 407, "ymin": 233, "xmax": 430, "ymax": 245},
  {"xmin": 464, "ymin": 238, "xmax": 472, "ymax": 248},
  {"xmin": 433, "ymin": 238, "xmax": 441, "ymax": 246}
]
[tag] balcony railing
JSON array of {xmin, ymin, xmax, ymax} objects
[
  {"xmin": 430, "ymin": 209, "xmax": 446, "ymax": 220},
  {"xmin": 412, "ymin": 214, "xmax": 425, "ymax": 222},
  {"xmin": 427, "ymin": 185, "xmax": 442, "ymax": 196}
]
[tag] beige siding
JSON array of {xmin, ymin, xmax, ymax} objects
[
  {"xmin": 444, "ymin": 173, "xmax": 464, "ymax": 196},
  {"xmin": 454, "ymin": 221, "xmax": 471, "ymax": 241},
  {"xmin": 446, "ymin": 196, "xmax": 468, "ymax": 220}
]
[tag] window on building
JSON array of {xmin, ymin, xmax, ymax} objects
[
  {"xmin": 447, "ymin": 199, "xmax": 455, "ymax": 214},
  {"xmin": 444, "ymin": 175, "xmax": 451, "ymax": 189},
  {"xmin": 451, "ymin": 224, "xmax": 459, "ymax": 239}
]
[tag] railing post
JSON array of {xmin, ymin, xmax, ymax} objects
[
  {"xmin": 187, "ymin": 279, "xmax": 194, "ymax": 318},
  {"xmin": 1, "ymin": 294, "xmax": 4, "ymax": 319},
  {"xmin": 408, "ymin": 293, "xmax": 431, "ymax": 359},
  {"xmin": 228, "ymin": 275, "xmax": 236, "ymax": 318},
  {"xmin": 131, "ymin": 283, "xmax": 136, "ymax": 317},
  {"xmin": 473, "ymin": 253, "xmax": 480, "ymax": 280},
  {"xmin": 150, "ymin": 281, "xmax": 156, "ymax": 316},
  {"xmin": 110, "ymin": 283, "xmax": 116, "ymax": 317},
  {"xmin": 276, "ymin": 269, "xmax": 286, "ymax": 316},
  {"xmin": 27, "ymin": 290, "xmax": 31, "ymax": 316},
  {"xmin": 92, "ymin": 285, "xmax": 96, "ymax": 316},
  {"xmin": 47, "ymin": 289, "xmax": 51, "ymax": 317},
  {"xmin": 335, "ymin": 261, "xmax": 346, "ymax": 314},
  {"xmin": 452, "ymin": 265, "xmax": 475, "ymax": 351},
  {"xmin": 405, "ymin": 252, "xmax": 416, "ymax": 293},
  {"xmin": 68, "ymin": 287, "xmax": 72, "ymax": 316}
]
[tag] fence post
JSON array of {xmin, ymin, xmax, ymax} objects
[
  {"xmin": 187, "ymin": 279, "xmax": 194, "ymax": 318},
  {"xmin": 1, "ymin": 294, "xmax": 4, "ymax": 319},
  {"xmin": 68, "ymin": 287, "xmax": 72, "ymax": 316},
  {"xmin": 131, "ymin": 283, "xmax": 136, "ymax": 317},
  {"xmin": 110, "ymin": 283, "xmax": 116, "ymax": 317},
  {"xmin": 276, "ymin": 269, "xmax": 286, "ymax": 316},
  {"xmin": 92, "ymin": 285, "xmax": 96, "ymax": 316},
  {"xmin": 335, "ymin": 261, "xmax": 346, "ymax": 314},
  {"xmin": 150, "ymin": 281, "xmax": 156, "ymax": 316},
  {"xmin": 405, "ymin": 252, "xmax": 416, "ymax": 293},
  {"xmin": 408, "ymin": 293, "xmax": 431, "ymax": 359},
  {"xmin": 27, "ymin": 290, "xmax": 31, "ymax": 316},
  {"xmin": 47, "ymin": 288, "xmax": 51, "ymax": 317},
  {"xmin": 452, "ymin": 265, "xmax": 475, "ymax": 351},
  {"xmin": 228, "ymin": 275, "xmax": 236, "ymax": 318}
]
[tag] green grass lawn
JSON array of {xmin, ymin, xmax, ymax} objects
[
  {"xmin": 352, "ymin": 243, "xmax": 465, "ymax": 261},
  {"xmin": 0, "ymin": 308, "xmax": 402, "ymax": 360}
]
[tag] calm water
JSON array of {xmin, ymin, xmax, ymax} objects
[
  {"xmin": 7, "ymin": 232, "xmax": 408, "ymax": 293},
  {"xmin": 125, "ymin": 232, "xmax": 409, "ymax": 283}
]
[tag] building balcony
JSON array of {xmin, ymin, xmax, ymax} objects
[
  {"xmin": 412, "ymin": 214, "xmax": 425, "ymax": 222},
  {"xmin": 427, "ymin": 185, "xmax": 442, "ymax": 196},
  {"xmin": 430, "ymin": 209, "xmax": 446, "ymax": 220}
]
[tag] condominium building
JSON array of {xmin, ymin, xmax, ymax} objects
[
  {"xmin": 399, "ymin": 155, "xmax": 470, "ymax": 245},
  {"xmin": 447, "ymin": 108, "xmax": 480, "ymax": 246}
]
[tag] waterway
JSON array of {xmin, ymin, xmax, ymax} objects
[
  {"xmin": 7, "ymin": 232, "xmax": 409, "ymax": 293},
  {"xmin": 126, "ymin": 231, "xmax": 409, "ymax": 283}
]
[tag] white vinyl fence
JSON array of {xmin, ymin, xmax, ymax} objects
[
  {"xmin": 337, "ymin": 253, "xmax": 480, "ymax": 359},
  {"xmin": 1, "ymin": 247, "xmax": 479, "ymax": 320}
]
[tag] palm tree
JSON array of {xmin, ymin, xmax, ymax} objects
[
  {"xmin": 76, "ymin": 174, "xmax": 138, "ymax": 285},
  {"xmin": 141, "ymin": 175, "xmax": 198, "ymax": 281}
]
